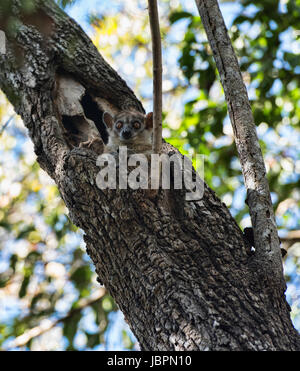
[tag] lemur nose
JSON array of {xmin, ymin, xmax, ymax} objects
[{"xmin": 122, "ymin": 130, "xmax": 132, "ymax": 139}]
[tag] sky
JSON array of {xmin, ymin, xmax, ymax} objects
[{"xmin": 67, "ymin": 0, "xmax": 242, "ymax": 35}]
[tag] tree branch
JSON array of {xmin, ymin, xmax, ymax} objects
[
  {"xmin": 148, "ymin": 0, "xmax": 163, "ymax": 154},
  {"xmin": 7, "ymin": 288, "xmax": 106, "ymax": 349},
  {"xmin": 195, "ymin": 0, "xmax": 285, "ymax": 291}
]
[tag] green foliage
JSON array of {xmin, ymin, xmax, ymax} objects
[
  {"xmin": 0, "ymin": 0, "xmax": 299, "ymax": 350},
  {"xmin": 169, "ymin": 0, "xmax": 300, "ymax": 225},
  {"xmin": 0, "ymin": 110, "xmax": 117, "ymax": 349},
  {"xmin": 56, "ymin": 0, "xmax": 76, "ymax": 9}
]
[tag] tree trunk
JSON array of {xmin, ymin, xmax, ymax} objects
[
  {"xmin": 195, "ymin": 0, "xmax": 285, "ymax": 295},
  {"xmin": 0, "ymin": 0, "xmax": 299, "ymax": 351}
]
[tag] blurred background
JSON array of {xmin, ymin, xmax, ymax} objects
[{"xmin": 0, "ymin": 0, "xmax": 299, "ymax": 350}]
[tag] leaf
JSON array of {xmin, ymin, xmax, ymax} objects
[
  {"xmin": 169, "ymin": 11, "xmax": 193, "ymax": 24},
  {"xmin": 0, "ymin": 274, "xmax": 10, "ymax": 288},
  {"xmin": 19, "ymin": 275, "xmax": 30, "ymax": 298},
  {"xmin": 63, "ymin": 311, "xmax": 82, "ymax": 349},
  {"xmin": 9, "ymin": 254, "xmax": 18, "ymax": 272},
  {"xmin": 122, "ymin": 329, "xmax": 135, "ymax": 350},
  {"xmin": 15, "ymin": 224, "xmax": 36, "ymax": 240},
  {"xmin": 56, "ymin": 0, "xmax": 76, "ymax": 9},
  {"xmin": 86, "ymin": 332, "xmax": 100, "ymax": 349},
  {"xmin": 70, "ymin": 265, "xmax": 92, "ymax": 293}
]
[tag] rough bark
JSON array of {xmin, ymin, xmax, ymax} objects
[
  {"xmin": 0, "ymin": 0, "xmax": 299, "ymax": 351},
  {"xmin": 195, "ymin": 0, "xmax": 285, "ymax": 292}
]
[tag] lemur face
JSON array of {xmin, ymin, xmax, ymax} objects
[{"xmin": 103, "ymin": 111, "xmax": 153, "ymax": 143}]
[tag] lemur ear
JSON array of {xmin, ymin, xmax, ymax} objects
[
  {"xmin": 145, "ymin": 112, "xmax": 153, "ymax": 129},
  {"xmin": 103, "ymin": 111, "xmax": 114, "ymax": 129}
]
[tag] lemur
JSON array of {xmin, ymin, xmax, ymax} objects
[{"xmin": 102, "ymin": 111, "xmax": 153, "ymax": 155}]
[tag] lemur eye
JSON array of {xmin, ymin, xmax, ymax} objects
[
  {"xmin": 133, "ymin": 121, "xmax": 141, "ymax": 129},
  {"xmin": 116, "ymin": 121, "xmax": 123, "ymax": 130}
]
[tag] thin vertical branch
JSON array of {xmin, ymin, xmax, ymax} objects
[
  {"xmin": 148, "ymin": 0, "xmax": 163, "ymax": 154},
  {"xmin": 195, "ymin": 0, "xmax": 285, "ymax": 290}
]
